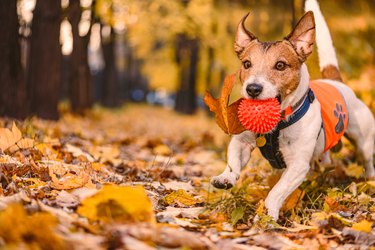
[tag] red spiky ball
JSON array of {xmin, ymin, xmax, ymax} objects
[{"xmin": 238, "ymin": 98, "xmax": 281, "ymax": 134}]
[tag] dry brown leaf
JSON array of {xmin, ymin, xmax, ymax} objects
[
  {"xmin": 282, "ymin": 188, "xmax": 305, "ymax": 211},
  {"xmin": 0, "ymin": 123, "xmax": 35, "ymax": 153},
  {"xmin": 124, "ymin": 225, "xmax": 209, "ymax": 249},
  {"xmin": 47, "ymin": 163, "xmax": 90, "ymax": 190},
  {"xmin": 204, "ymin": 73, "xmax": 245, "ymax": 135},
  {"xmin": 0, "ymin": 122, "xmax": 22, "ymax": 151}
]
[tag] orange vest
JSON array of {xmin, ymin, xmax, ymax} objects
[{"xmin": 310, "ymin": 81, "xmax": 348, "ymax": 152}]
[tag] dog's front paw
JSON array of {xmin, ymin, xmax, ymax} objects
[{"xmin": 211, "ymin": 172, "xmax": 239, "ymax": 189}]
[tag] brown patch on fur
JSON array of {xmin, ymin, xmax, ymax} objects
[{"xmin": 322, "ymin": 64, "xmax": 342, "ymax": 82}]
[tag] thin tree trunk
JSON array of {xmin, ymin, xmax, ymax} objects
[
  {"xmin": 0, "ymin": 0, "xmax": 27, "ymax": 118},
  {"xmin": 101, "ymin": 26, "xmax": 120, "ymax": 107},
  {"xmin": 28, "ymin": 0, "xmax": 62, "ymax": 120},
  {"xmin": 174, "ymin": 34, "xmax": 199, "ymax": 114},
  {"xmin": 68, "ymin": 0, "xmax": 93, "ymax": 114}
]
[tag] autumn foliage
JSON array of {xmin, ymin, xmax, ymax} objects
[
  {"xmin": 0, "ymin": 106, "xmax": 375, "ymax": 249},
  {"xmin": 204, "ymin": 73, "xmax": 245, "ymax": 135}
]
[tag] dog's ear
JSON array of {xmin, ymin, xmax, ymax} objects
[
  {"xmin": 234, "ymin": 13, "xmax": 257, "ymax": 57},
  {"xmin": 286, "ymin": 11, "xmax": 315, "ymax": 61}
]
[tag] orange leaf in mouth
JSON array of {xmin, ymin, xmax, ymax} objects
[{"xmin": 204, "ymin": 73, "xmax": 245, "ymax": 135}]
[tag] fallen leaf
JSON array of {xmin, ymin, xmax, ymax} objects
[
  {"xmin": 344, "ymin": 163, "xmax": 364, "ymax": 178},
  {"xmin": 124, "ymin": 225, "xmax": 209, "ymax": 249},
  {"xmin": 13, "ymin": 138, "xmax": 35, "ymax": 151},
  {"xmin": 156, "ymin": 207, "xmax": 203, "ymax": 220},
  {"xmin": 231, "ymin": 207, "xmax": 245, "ymax": 225},
  {"xmin": 48, "ymin": 163, "xmax": 90, "ymax": 190},
  {"xmin": 71, "ymin": 187, "xmax": 99, "ymax": 201},
  {"xmin": 252, "ymin": 233, "xmax": 302, "ymax": 249},
  {"xmin": 65, "ymin": 144, "xmax": 95, "ymax": 162},
  {"xmin": 204, "ymin": 73, "xmax": 245, "ymax": 135},
  {"xmin": 159, "ymin": 180, "xmax": 194, "ymax": 192},
  {"xmin": 352, "ymin": 219, "xmax": 373, "ymax": 233},
  {"xmin": 153, "ymin": 144, "xmax": 172, "ymax": 156},
  {"xmin": 279, "ymin": 222, "xmax": 318, "ymax": 232},
  {"xmin": 0, "ymin": 191, "xmax": 30, "ymax": 210},
  {"xmin": 163, "ymin": 189, "xmax": 202, "ymax": 207},
  {"xmin": 77, "ymin": 185, "xmax": 155, "ymax": 223},
  {"xmin": 123, "ymin": 236, "xmax": 155, "ymax": 250},
  {"xmin": 0, "ymin": 122, "xmax": 34, "ymax": 152},
  {"xmin": 55, "ymin": 191, "xmax": 80, "ymax": 208},
  {"xmin": 342, "ymin": 227, "xmax": 375, "ymax": 245},
  {"xmin": 310, "ymin": 212, "xmax": 328, "ymax": 227},
  {"xmin": 0, "ymin": 204, "xmax": 65, "ymax": 249},
  {"xmin": 0, "ymin": 122, "xmax": 22, "ymax": 151},
  {"xmin": 282, "ymin": 188, "xmax": 305, "ymax": 211},
  {"xmin": 357, "ymin": 192, "xmax": 372, "ymax": 205}
]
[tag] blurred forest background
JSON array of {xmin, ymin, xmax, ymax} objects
[{"xmin": 0, "ymin": 0, "xmax": 374, "ymax": 120}]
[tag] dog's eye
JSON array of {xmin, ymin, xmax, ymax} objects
[
  {"xmin": 275, "ymin": 61, "xmax": 286, "ymax": 71},
  {"xmin": 243, "ymin": 60, "xmax": 252, "ymax": 69}
]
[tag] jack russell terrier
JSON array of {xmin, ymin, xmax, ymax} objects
[{"xmin": 211, "ymin": 0, "xmax": 375, "ymax": 220}]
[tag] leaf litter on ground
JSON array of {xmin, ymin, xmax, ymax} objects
[{"xmin": 0, "ymin": 106, "xmax": 374, "ymax": 249}]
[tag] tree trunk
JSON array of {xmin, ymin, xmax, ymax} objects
[
  {"xmin": 101, "ymin": 26, "xmax": 120, "ymax": 107},
  {"xmin": 174, "ymin": 34, "xmax": 199, "ymax": 114},
  {"xmin": 0, "ymin": 0, "xmax": 27, "ymax": 119},
  {"xmin": 27, "ymin": 0, "xmax": 62, "ymax": 120},
  {"xmin": 68, "ymin": 0, "xmax": 93, "ymax": 114}
]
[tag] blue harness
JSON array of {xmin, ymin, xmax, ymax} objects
[{"xmin": 257, "ymin": 89, "xmax": 315, "ymax": 169}]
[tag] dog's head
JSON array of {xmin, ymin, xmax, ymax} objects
[{"xmin": 234, "ymin": 11, "xmax": 315, "ymax": 101}]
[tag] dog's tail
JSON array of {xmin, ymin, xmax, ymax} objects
[{"xmin": 305, "ymin": 0, "xmax": 342, "ymax": 81}]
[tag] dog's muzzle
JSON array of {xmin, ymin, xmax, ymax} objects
[{"xmin": 246, "ymin": 83, "xmax": 263, "ymax": 98}]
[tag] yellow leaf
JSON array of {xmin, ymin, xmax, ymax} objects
[
  {"xmin": 0, "ymin": 204, "xmax": 64, "ymax": 249},
  {"xmin": 77, "ymin": 185, "xmax": 155, "ymax": 223},
  {"xmin": 344, "ymin": 163, "xmax": 364, "ymax": 178},
  {"xmin": 204, "ymin": 73, "xmax": 245, "ymax": 135},
  {"xmin": 256, "ymin": 200, "xmax": 266, "ymax": 216},
  {"xmin": 153, "ymin": 144, "xmax": 172, "ymax": 156},
  {"xmin": 352, "ymin": 219, "xmax": 373, "ymax": 233},
  {"xmin": 366, "ymin": 180, "xmax": 375, "ymax": 188},
  {"xmin": 163, "ymin": 189, "xmax": 201, "ymax": 206},
  {"xmin": 0, "ymin": 122, "xmax": 22, "ymax": 151},
  {"xmin": 310, "ymin": 212, "xmax": 328, "ymax": 227}
]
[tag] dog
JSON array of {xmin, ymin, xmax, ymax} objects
[{"xmin": 211, "ymin": 0, "xmax": 375, "ymax": 220}]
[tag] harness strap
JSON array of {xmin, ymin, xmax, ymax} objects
[{"xmin": 258, "ymin": 89, "xmax": 315, "ymax": 169}]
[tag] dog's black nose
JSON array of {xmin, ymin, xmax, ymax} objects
[{"xmin": 246, "ymin": 83, "xmax": 263, "ymax": 98}]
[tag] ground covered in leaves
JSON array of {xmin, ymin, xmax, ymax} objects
[{"xmin": 0, "ymin": 105, "xmax": 375, "ymax": 250}]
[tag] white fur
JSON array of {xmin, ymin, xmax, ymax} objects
[
  {"xmin": 305, "ymin": 0, "xmax": 339, "ymax": 70},
  {"xmin": 212, "ymin": 0, "xmax": 375, "ymax": 220}
]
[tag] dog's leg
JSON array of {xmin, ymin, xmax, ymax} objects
[
  {"xmin": 211, "ymin": 131, "xmax": 255, "ymax": 189},
  {"xmin": 353, "ymin": 135, "xmax": 375, "ymax": 178},
  {"xmin": 344, "ymin": 102, "xmax": 375, "ymax": 178},
  {"xmin": 265, "ymin": 160, "xmax": 310, "ymax": 220}
]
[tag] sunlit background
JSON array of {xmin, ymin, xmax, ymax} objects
[{"xmin": 7, "ymin": 0, "xmax": 375, "ymax": 118}]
